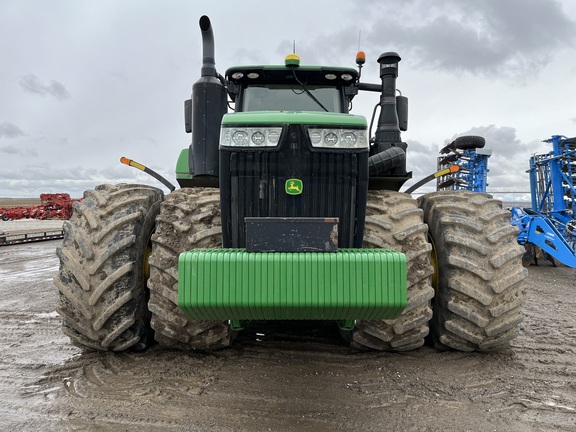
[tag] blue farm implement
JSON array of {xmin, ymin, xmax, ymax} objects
[
  {"xmin": 436, "ymin": 136, "xmax": 491, "ymax": 193},
  {"xmin": 510, "ymin": 135, "xmax": 576, "ymax": 268}
]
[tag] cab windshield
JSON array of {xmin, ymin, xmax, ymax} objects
[{"xmin": 241, "ymin": 84, "xmax": 342, "ymax": 112}]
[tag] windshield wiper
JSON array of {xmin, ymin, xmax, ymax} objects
[{"xmin": 291, "ymin": 69, "xmax": 329, "ymax": 112}]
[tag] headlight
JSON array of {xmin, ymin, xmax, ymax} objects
[
  {"xmin": 220, "ymin": 127, "xmax": 283, "ymax": 147},
  {"xmin": 307, "ymin": 128, "xmax": 368, "ymax": 148}
]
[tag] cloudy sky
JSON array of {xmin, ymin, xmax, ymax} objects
[{"xmin": 1, "ymin": 0, "xmax": 575, "ymax": 201}]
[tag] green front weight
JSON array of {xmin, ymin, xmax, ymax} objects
[{"xmin": 178, "ymin": 248, "xmax": 407, "ymax": 321}]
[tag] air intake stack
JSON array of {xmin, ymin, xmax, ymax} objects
[{"xmin": 368, "ymin": 52, "xmax": 408, "ymax": 177}]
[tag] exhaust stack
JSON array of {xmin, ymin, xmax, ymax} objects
[
  {"xmin": 184, "ymin": 15, "xmax": 227, "ymax": 185},
  {"xmin": 199, "ymin": 15, "xmax": 217, "ymax": 77}
]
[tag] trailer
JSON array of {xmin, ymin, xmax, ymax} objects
[{"xmin": 0, "ymin": 228, "xmax": 65, "ymax": 246}]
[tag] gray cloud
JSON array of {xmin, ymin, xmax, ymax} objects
[
  {"xmin": 448, "ymin": 125, "xmax": 527, "ymax": 158},
  {"xmin": 18, "ymin": 75, "xmax": 71, "ymax": 101},
  {"xmin": 0, "ymin": 145, "xmax": 20, "ymax": 155},
  {"xmin": 311, "ymin": 0, "xmax": 575, "ymax": 80},
  {"xmin": 0, "ymin": 145, "xmax": 38, "ymax": 157},
  {"xmin": 404, "ymin": 140, "xmax": 438, "ymax": 178},
  {"xmin": 0, "ymin": 122, "xmax": 24, "ymax": 138}
]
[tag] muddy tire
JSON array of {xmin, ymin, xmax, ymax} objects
[
  {"xmin": 54, "ymin": 184, "xmax": 164, "ymax": 351},
  {"xmin": 148, "ymin": 188, "xmax": 234, "ymax": 350},
  {"xmin": 348, "ymin": 191, "xmax": 435, "ymax": 351},
  {"xmin": 418, "ymin": 191, "xmax": 527, "ymax": 351}
]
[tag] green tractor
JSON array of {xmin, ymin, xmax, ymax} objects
[{"xmin": 54, "ymin": 16, "xmax": 526, "ymax": 353}]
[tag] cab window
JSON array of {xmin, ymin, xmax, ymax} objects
[{"xmin": 241, "ymin": 85, "xmax": 342, "ymax": 112}]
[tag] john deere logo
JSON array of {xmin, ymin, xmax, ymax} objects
[{"xmin": 285, "ymin": 179, "xmax": 303, "ymax": 195}]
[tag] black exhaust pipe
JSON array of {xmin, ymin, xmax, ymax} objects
[
  {"xmin": 184, "ymin": 15, "xmax": 227, "ymax": 186},
  {"xmin": 199, "ymin": 15, "xmax": 216, "ymax": 77}
]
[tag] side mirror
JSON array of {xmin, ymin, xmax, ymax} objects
[
  {"xmin": 184, "ymin": 99, "xmax": 192, "ymax": 133},
  {"xmin": 396, "ymin": 95, "xmax": 408, "ymax": 132}
]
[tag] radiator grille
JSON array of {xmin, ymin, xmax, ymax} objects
[{"xmin": 221, "ymin": 125, "xmax": 368, "ymax": 248}]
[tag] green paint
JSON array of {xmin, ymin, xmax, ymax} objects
[
  {"xmin": 175, "ymin": 148, "xmax": 192, "ymax": 179},
  {"xmin": 178, "ymin": 248, "xmax": 407, "ymax": 321},
  {"xmin": 221, "ymin": 111, "xmax": 367, "ymax": 127}
]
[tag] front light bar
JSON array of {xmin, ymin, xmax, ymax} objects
[
  {"xmin": 307, "ymin": 128, "xmax": 369, "ymax": 148},
  {"xmin": 220, "ymin": 125, "xmax": 369, "ymax": 149},
  {"xmin": 220, "ymin": 126, "xmax": 282, "ymax": 148}
]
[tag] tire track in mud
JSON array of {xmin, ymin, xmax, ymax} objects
[
  {"xmin": 27, "ymin": 322, "xmax": 576, "ymax": 432},
  {"xmin": 26, "ymin": 348, "xmax": 235, "ymax": 430},
  {"xmin": 0, "ymin": 311, "xmax": 75, "ymax": 429},
  {"xmin": 508, "ymin": 264, "xmax": 576, "ymax": 431}
]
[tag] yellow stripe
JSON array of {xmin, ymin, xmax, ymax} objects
[
  {"xmin": 129, "ymin": 161, "xmax": 146, "ymax": 171},
  {"xmin": 434, "ymin": 165, "xmax": 459, "ymax": 178}
]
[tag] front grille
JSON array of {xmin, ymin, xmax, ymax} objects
[{"xmin": 220, "ymin": 125, "xmax": 368, "ymax": 248}]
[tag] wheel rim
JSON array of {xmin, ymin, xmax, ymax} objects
[
  {"xmin": 428, "ymin": 234, "xmax": 439, "ymax": 294},
  {"xmin": 144, "ymin": 242, "xmax": 152, "ymax": 280}
]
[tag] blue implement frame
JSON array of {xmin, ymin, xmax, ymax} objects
[
  {"xmin": 510, "ymin": 135, "xmax": 576, "ymax": 268},
  {"xmin": 437, "ymin": 148, "xmax": 491, "ymax": 193}
]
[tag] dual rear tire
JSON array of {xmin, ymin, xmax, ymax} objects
[
  {"xmin": 55, "ymin": 185, "xmax": 233, "ymax": 352},
  {"xmin": 54, "ymin": 184, "xmax": 163, "ymax": 351},
  {"xmin": 350, "ymin": 190, "xmax": 526, "ymax": 352},
  {"xmin": 147, "ymin": 188, "xmax": 234, "ymax": 350}
]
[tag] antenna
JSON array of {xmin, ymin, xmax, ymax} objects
[
  {"xmin": 293, "ymin": 40, "xmax": 296, "ymax": 54},
  {"xmin": 355, "ymin": 29, "xmax": 365, "ymax": 79}
]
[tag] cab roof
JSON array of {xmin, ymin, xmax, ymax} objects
[{"xmin": 225, "ymin": 65, "xmax": 359, "ymax": 87}]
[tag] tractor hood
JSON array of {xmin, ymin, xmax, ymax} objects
[{"xmin": 221, "ymin": 111, "xmax": 367, "ymax": 127}]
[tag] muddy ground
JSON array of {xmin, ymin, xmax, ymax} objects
[{"xmin": 0, "ymin": 226, "xmax": 575, "ymax": 431}]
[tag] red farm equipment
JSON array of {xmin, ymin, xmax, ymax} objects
[{"xmin": 0, "ymin": 193, "xmax": 80, "ymax": 221}]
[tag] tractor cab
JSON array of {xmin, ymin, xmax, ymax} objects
[{"xmin": 225, "ymin": 62, "xmax": 359, "ymax": 114}]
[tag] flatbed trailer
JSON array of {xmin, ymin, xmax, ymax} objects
[{"xmin": 0, "ymin": 228, "xmax": 64, "ymax": 246}]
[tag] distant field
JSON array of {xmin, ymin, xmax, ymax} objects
[{"xmin": 0, "ymin": 198, "xmax": 41, "ymax": 208}]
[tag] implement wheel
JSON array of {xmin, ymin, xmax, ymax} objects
[
  {"xmin": 418, "ymin": 191, "xmax": 527, "ymax": 351},
  {"xmin": 148, "ymin": 188, "xmax": 234, "ymax": 350},
  {"xmin": 54, "ymin": 184, "xmax": 163, "ymax": 351},
  {"xmin": 347, "ymin": 191, "xmax": 435, "ymax": 351}
]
